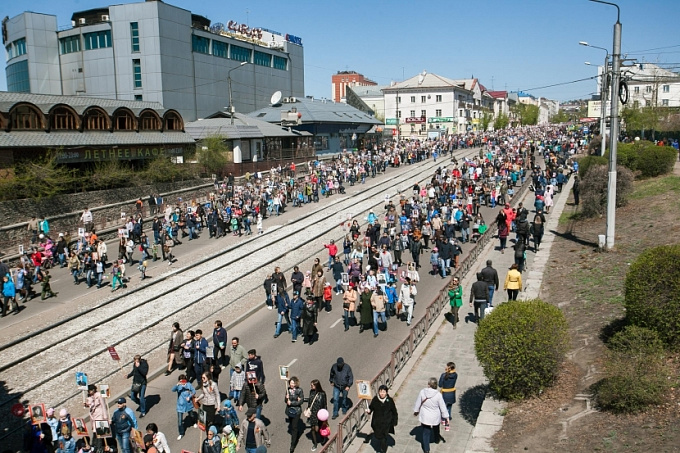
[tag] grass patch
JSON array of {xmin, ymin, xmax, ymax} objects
[
  {"xmin": 559, "ymin": 211, "xmax": 582, "ymax": 225},
  {"xmin": 630, "ymin": 175, "xmax": 680, "ymax": 200}
]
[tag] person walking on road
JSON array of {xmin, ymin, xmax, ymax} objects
[
  {"xmin": 448, "ymin": 278, "xmax": 463, "ymax": 329},
  {"xmin": 171, "ymin": 374, "xmax": 195, "ymax": 440},
  {"xmin": 307, "ymin": 379, "xmax": 328, "ymax": 451},
  {"xmin": 229, "ymin": 337, "xmax": 248, "ymax": 376},
  {"xmin": 469, "ymin": 273, "xmax": 490, "ymax": 323},
  {"xmin": 398, "ymin": 277, "xmax": 417, "ymax": 326},
  {"xmin": 197, "ymin": 371, "xmax": 221, "ymax": 431},
  {"xmin": 238, "ymin": 408, "xmax": 270, "ymax": 453},
  {"xmin": 289, "ymin": 291, "xmax": 304, "ymax": 343},
  {"xmin": 438, "ymin": 363, "xmax": 458, "ymax": 431},
  {"xmin": 358, "ymin": 286, "xmax": 374, "ymax": 334},
  {"xmin": 284, "ymin": 376, "xmax": 304, "ymax": 452},
  {"xmin": 329, "ymin": 357, "xmax": 354, "ymax": 420},
  {"xmin": 531, "ymin": 209, "xmax": 546, "ymax": 252},
  {"xmin": 212, "ymin": 320, "xmax": 228, "ymax": 367},
  {"xmin": 480, "ymin": 260, "xmax": 499, "ymax": 307},
  {"xmin": 572, "ymin": 175, "xmax": 580, "ymax": 206},
  {"xmin": 166, "ymin": 322, "xmax": 184, "ymax": 376},
  {"xmin": 365, "ymin": 384, "xmax": 398, "ymax": 453},
  {"xmin": 413, "ymin": 378, "xmax": 448, "ymax": 453},
  {"xmin": 111, "ymin": 398, "xmax": 138, "ymax": 453},
  {"xmin": 342, "ymin": 283, "xmax": 358, "ymax": 331},
  {"xmin": 125, "ymin": 354, "xmax": 148, "ymax": 418},
  {"xmin": 238, "ymin": 373, "xmax": 267, "ymax": 420},
  {"xmin": 504, "ymin": 263, "xmax": 522, "ymax": 301},
  {"xmin": 302, "ymin": 296, "xmax": 319, "ymax": 345}
]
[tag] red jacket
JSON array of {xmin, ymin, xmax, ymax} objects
[{"xmin": 325, "ymin": 243, "xmax": 338, "ymax": 257}]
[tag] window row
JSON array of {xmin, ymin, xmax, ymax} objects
[
  {"xmin": 408, "ymin": 95, "xmax": 443, "ymax": 103},
  {"xmin": 2, "ymin": 103, "xmax": 183, "ymax": 132},
  {"xmin": 191, "ymin": 35, "xmax": 287, "ymax": 70},
  {"xmin": 5, "ymin": 38, "xmax": 26, "ymax": 61}
]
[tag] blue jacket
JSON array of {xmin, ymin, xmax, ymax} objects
[
  {"xmin": 213, "ymin": 327, "xmax": 227, "ymax": 349},
  {"xmin": 2, "ymin": 276, "xmax": 16, "ymax": 298},
  {"xmin": 172, "ymin": 381, "xmax": 196, "ymax": 413},
  {"xmin": 194, "ymin": 337, "xmax": 209, "ymax": 364},
  {"xmin": 275, "ymin": 293, "xmax": 290, "ymax": 314},
  {"xmin": 290, "ymin": 296, "xmax": 304, "ymax": 319},
  {"xmin": 385, "ymin": 286, "xmax": 398, "ymax": 305},
  {"xmin": 111, "ymin": 407, "xmax": 137, "ymax": 434}
]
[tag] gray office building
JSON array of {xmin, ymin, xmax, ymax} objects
[{"xmin": 3, "ymin": 0, "xmax": 305, "ymax": 121}]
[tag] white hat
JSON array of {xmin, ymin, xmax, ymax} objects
[{"xmin": 222, "ymin": 425, "xmax": 232, "ymax": 434}]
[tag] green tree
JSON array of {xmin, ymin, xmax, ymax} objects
[
  {"xmin": 550, "ymin": 109, "xmax": 570, "ymax": 124},
  {"xmin": 479, "ymin": 112, "xmax": 493, "ymax": 132},
  {"xmin": 197, "ymin": 135, "xmax": 229, "ymax": 176},
  {"xmin": 12, "ymin": 151, "xmax": 75, "ymax": 199},
  {"xmin": 494, "ymin": 112, "xmax": 509, "ymax": 130},
  {"xmin": 515, "ymin": 103, "xmax": 539, "ymax": 125},
  {"xmin": 144, "ymin": 155, "xmax": 194, "ymax": 183}
]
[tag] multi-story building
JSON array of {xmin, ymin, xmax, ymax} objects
[
  {"xmin": 331, "ymin": 71, "xmax": 377, "ymax": 103},
  {"xmin": 623, "ymin": 63, "xmax": 680, "ymax": 109},
  {"xmin": 382, "ymin": 72, "xmax": 496, "ymax": 138},
  {"xmin": 3, "ymin": 0, "xmax": 305, "ymax": 121}
]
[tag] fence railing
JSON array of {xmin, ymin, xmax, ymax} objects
[{"xmin": 318, "ymin": 177, "xmax": 531, "ymax": 453}]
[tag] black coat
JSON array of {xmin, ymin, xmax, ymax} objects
[
  {"xmin": 302, "ymin": 302, "xmax": 318, "ymax": 337},
  {"xmin": 368, "ymin": 395, "xmax": 398, "ymax": 439}
]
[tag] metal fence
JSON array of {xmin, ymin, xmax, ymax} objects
[{"xmin": 318, "ymin": 178, "xmax": 531, "ymax": 453}]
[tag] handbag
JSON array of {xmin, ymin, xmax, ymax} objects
[
  {"xmin": 131, "ymin": 382, "xmax": 142, "ymax": 394},
  {"xmin": 286, "ymin": 405, "xmax": 300, "ymax": 418},
  {"xmin": 304, "ymin": 393, "xmax": 319, "ymax": 418}
]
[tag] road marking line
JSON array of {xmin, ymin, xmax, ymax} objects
[
  {"xmin": 286, "ymin": 358, "xmax": 297, "ymax": 367},
  {"xmin": 330, "ymin": 318, "xmax": 343, "ymax": 329}
]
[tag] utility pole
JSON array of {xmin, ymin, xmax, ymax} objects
[{"xmin": 591, "ymin": 0, "xmax": 622, "ymax": 250}]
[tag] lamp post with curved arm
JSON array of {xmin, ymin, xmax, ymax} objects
[
  {"xmin": 580, "ymin": 41, "xmax": 610, "ymax": 156},
  {"xmin": 228, "ymin": 61, "xmax": 249, "ymax": 125}
]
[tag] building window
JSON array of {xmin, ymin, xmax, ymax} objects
[
  {"xmin": 421, "ymin": 110, "xmax": 426, "ymax": 118},
  {"xmin": 192, "ymin": 35, "xmax": 210, "ymax": 54},
  {"xmin": 83, "ymin": 108, "xmax": 109, "ymax": 130},
  {"xmin": 230, "ymin": 44, "xmax": 251, "ymax": 62},
  {"xmin": 254, "ymin": 50, "xmax": 271, "ymax": 67},
  {"xmin": 645, "ymin": 85, "xmax": 652, "ymax": 93},
  {"xmin": 420, "ymin": 124, "xmax": 426, "ymax": 132},
  {"xmin": 634, "ymin": 86, "xmax": 639, "ymax": 94},
  {"xmin": 663, "ymin": 85, "xmax": 670, "ymax": 93},
  {"xmin": 130, "ymin": 22, "xmax": 140, "ymax": 52},
  {"xmin": 50, "ymin": 107, "xmax": 78, "ymax": 130},
  {"xmin": 273, "ymin": 56, "xmax": 287, "ymax": 70},
  {"xmin": 164, "ymin": 111, "xmax": 183, "ymax": 131},
  {"xmin": 6, "ymin": 60, "xmax": 29, "ymax": 92},
  {"xmin": 113, "ymin": 110, "xmax": 135, "ymax": 130},
  {"xmin": 633, "ymin": 100, "xmax": 639, "ymax": 109},
  {"xmin": 410, "ymin": 110, "xmax": 415, "ymax": 117},
  {"xmin": 397, "ymin": 96, "xmax": 401, "ymax": 103},
  {"xmin": 410, "ymin": 96, "xmax": 415, "ymax": 103},
  {"xmin": 421, "ymin": 96, "xmax": 426, "ymax": 103},
  {"xmin": 134, "ymin": 94, "xmax": 143, "ymax": 101},
  {"xmin": 84, "ymin": 30, "xmax": 112, "ymax": 50},
  {"xmin": 435, "ymin": 109, "xmax": 442, "ymax": 116},
  {"xmin": 645, "ymin": 100, "xmax": 651, "ymax": 107},
  {"xmin": 132, "ymin": 59, "xmax": 142, "ymax": 88},
  {"xmin": 213, "ymin": 41, "xmax": 227, "ymax": 58},
  {"xmin": 59, "ymin": 35, "xmax": 81, "ymax": 54},
  {"xmin": 6, "ymin": 38, "xmax": 26, "ymax": 60},
  {"xmin": 397, "ymin": 110, "xmax": 401, "ymax": 118},
  {"xmin": 459, "ymin": 109, "xmax": 463, "ymax": 117},
  {"xmin": 436, "ymin": 95, "xmax": 442, "ymax": 102},
  {"xmin": 140, "ymin": 112, "xmax": 161, "ymax": 130},
  {"xmin": 10, "ymin": 105, "xmax": 43, "ymax": 130},
  {"xmin": 662, "ymin": 99, "xmax": 669, "ymax": 106}
]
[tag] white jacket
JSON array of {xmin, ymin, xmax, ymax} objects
[
  {"xmin": 398, "ymin": 283, "xmax": 417, "ymax": 306},
  {"xmin": 413, "ymin": 387, "xmax": 448, "ymax": 426}
]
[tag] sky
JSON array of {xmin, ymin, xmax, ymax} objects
[{"xmin": 2, "ymin": 0, "xmax": 680, "ymax": 102}]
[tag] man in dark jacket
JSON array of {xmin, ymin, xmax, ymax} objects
[
  {"xmin": 126, "ymin": 355, "xmax": 148, "ymax": 417},
  {"xmin": 329, "ymin": 357, "xmax": 354, "ymax": 419},
  {"xmin": 439, "ymin": 241, "xmax": 453, "ymax": 277},
  {"xmin": 480, "ymin": 260, "xmax": 499, "ymax": 307},
  {"xmin": 469, "ymin": 273, "xmax": 490, "ymax": 322},
  {"xmin": 212, "ymin": 320, "xmax": 228, "ymax": 367},
  {"xmin": 289, "ymin": 291, "xmax": 304, "ymax": 342},
  {"xmin": 331, "ymin": 257, "xmax": 345, "ymax": 294},
  {"xmin": 290, "ymin": 266, "xmax": 304, "ymax": 295},
  {"xmin": 246, "ymin": 349, "xmax": 266, "ymax": 384}
]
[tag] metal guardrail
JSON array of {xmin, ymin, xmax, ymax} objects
[{"xmin": 318, "ymin": 177, "xmax": 532, "ymax": 453}]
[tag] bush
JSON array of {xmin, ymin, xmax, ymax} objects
[
  {"xmin": 624, "ymin": 245, "xmax": 680, "ymax": 347},
  {"xmin": 607, "ymin": 141, "xmax": 677, "ymax": 178},
  {"xmin": 474, "ymin": 299, "xmax": 569, "ymax": 400},
  {"xmin": 579, "ymin": 164, "xmax": 634, "ymax": 218},
  {"xmin": 578, "ymin": 155, "xmax": 608, "ymax": 179},
  {"xmin": 595, "ymin": 326, "xmax": 669, "ymax": 413}
]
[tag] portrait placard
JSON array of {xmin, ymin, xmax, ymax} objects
[
  {"xmin": 95, "ymin": 420, "xmax": 112, "ymax": 438},
  {"xmin": 29, "ymin": 404, "xmax": 46, "ymax": 425},
  {"xmin": 356, "ymin": 380, "xmax": 372, "ymax": 400},
  {"xmin": 278, "ymin": 366, "xmax": 289, "ymax": 380},
  {"xmin": 75, "ymin": 372, "xmax": 88, "ymax": 390},
  {"xmin": 74, "ymin": 418, "xmax": 89, "ymax": 436}
]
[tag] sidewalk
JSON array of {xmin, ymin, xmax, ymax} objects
[{"xmin": 353, "ymin": 176, "xmax": 575, "ymax": 453}]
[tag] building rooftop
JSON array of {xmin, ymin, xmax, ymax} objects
[
  {"xmin": 248, "ymin": 97, "xmax": 381, "ymax": 125},
  {"xmin": 0, "ymin": 92, "xmax": 170, "ymax": 116},
  {"xmin": 185, "ymin": 113, "xmax": 312, "ymax": 140}
]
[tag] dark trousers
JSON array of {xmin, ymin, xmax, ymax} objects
[
  {"xmin": 507, "ymin": 289, "xmax": 519, "ymax": 301},
  {"xmin": 420, "ymin": 423, "xmax": 441, "ymax": 453},
  {"xmin": 214, "ymin": 347, "xmax": 227, "ymax": 367}
]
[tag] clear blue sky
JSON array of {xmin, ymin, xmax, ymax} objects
[{"xmin": 3, "ymin": 0, "xmax": 680, "ymax": 102}]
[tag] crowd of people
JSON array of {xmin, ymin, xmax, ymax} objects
[{"xmin": 19, "ymin": 126, "xmax": 590, "ymax": 453}]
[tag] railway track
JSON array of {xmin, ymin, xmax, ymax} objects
[{"xmin": 0, "ymin": 150, "xmax": 479, "ymax": 440}]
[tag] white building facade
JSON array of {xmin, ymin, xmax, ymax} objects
[{"xmin": 3, "ymin": 0, "xmax": 305, "ymax": 121}]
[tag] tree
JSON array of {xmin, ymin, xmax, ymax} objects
[
  {"xmin": 550, "ymin": 109, "xmax": 570, "ymax": 124},
  {"xmin": 514, "ymin": 103, "xmax": 539, "ymax": 125},
  {"xmin": 479, "ymin": 112, "xmax": 493, "ymax": 132},
  {"xmin": 12, "ymin": 151, "xmax": 75, "ymax": 199},
  {"xmin": 197, "ymin": 135, "xmax": 229, "ymax": 176},
  {"xmin": 494, "ymin": 112, "xmax": 509, "ymax": 130}
]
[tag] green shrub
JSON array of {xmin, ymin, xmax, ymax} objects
[
  {"xmin": 578, "ymin": 155, "xmax": 608, "ymax": 179},
  {"xmin": 595, "ymin": 326, "xmax": 669, "ymax": 413},
  {"xmin": 580, "ymin": 164, "xmax": 634, "ymax": 218},
  {"xmin": 612, "ymin": 142, "xmax": 640, "ymax": 171},
  {"xmin": 474, "ymin": 299, "xmax": 569, "ymax": 400},
  {"xmin": 607, "ymin": 141, "xmax": 677, "ymax": 178},
  {"xmin": 624, "ymin": 245, "xmax": 680, "ymax": 347}
]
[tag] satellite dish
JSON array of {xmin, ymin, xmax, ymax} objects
[
  {"xmin": 418, "ymin": 75, "xmax": 424, "ymax": 85},
  {"xmin": 210, "ymin": 22, "xmax": 225, "ymax": 34},
  {"xmin": 270, "ymin": 91, "xmax": 282, "ymax": 105}
]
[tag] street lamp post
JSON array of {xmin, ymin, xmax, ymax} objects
[
  {"xmin": 589, "ymin": 0, "xmax": 622, "ymax": 250},
  {"xmin": 228, "ymin": 61, "xmax": 249, "ymax": 125},
  {"xmin": 581, "ymin": 42, "xmax": 609, "ymax": 157}
]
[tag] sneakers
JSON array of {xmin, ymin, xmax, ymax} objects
[
  {"xmin": 445, "ymin": 423, "xmax": 450, "ymax": 432},
  {"xmin": 177, "ymin": 435, "xmax": 183, "ymax": 440},
  {"xmin": 311, "ymin": 446, "xmax": 317, "ymax": 451},
  {"xmin": 267, "ymin": 306, "xmax": 273, "ymax": 310}
]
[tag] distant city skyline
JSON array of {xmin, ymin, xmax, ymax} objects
[{"xmin": 3, "ymin": 0, "xmax": 679, "ymax": 103}]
